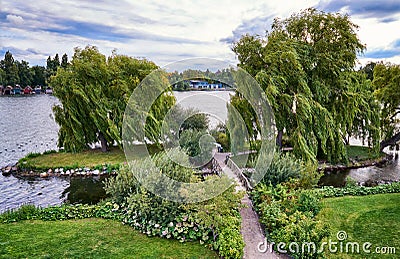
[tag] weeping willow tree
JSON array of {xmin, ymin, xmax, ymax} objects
[
  {"xmin": 231, "ymin": 8, "xmax": 380, "ymax": 162},
  {"xmin": 373, "ymin": 63, "xmax": 400, "ymax": 150},
  {"xmin": 51, "ymin": 46, "xmax": 174, "ymax": 152}
]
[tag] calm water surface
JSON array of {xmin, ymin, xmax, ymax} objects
[{"xmin": 0, "ymin": 95, "xmax": 106, "ymax": 212}]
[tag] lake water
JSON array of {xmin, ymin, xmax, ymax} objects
[
  {"xmin": 1, "ymin": 92, "xmax": 399, "ymax": 212},
  {"xmin": 174, "ymin": 91, "xmax": 232, "ymax": 128},
  {"xmin": 0, "ymin": 95, "xmax": 106, "ymax": 212}
]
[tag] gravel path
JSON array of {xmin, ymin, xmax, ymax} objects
[{"xmin": 214, "ymin": 153, "xmax": 289, "ymax": 259}]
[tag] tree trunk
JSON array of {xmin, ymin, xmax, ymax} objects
[
  {"xmin": 99, "ymin": 132, "xmax": 109, "ymax": 152},
  {"xmin": 380, "ymin": 132, "xmax": 400, "ymax": 151},
  {"xmin": 276, "ymin": 130, "xmax": 283, "ymax": 150}
]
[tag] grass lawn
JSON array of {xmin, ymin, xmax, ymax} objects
[
  {"xmin": 231, "ymin": 146, "xmax": 384, "ymax": 169},
  {"xmin": 318, "ymin": 193, "xmax": 400, "ymax": 258},
  {"xmin": 346, "ymin": 145, "xmax": 383, "ymax": 161},
  {"xmin": 20, "ymin": 144, "xmax": 162, "ymax": 169},
  {"xmin": 0, "ymin": 218, "xmax": 217, "ymax": 259}
]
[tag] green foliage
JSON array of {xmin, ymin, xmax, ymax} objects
[
  {"xmin": 16, "ymin": 60, "xmax": 33, "ymax": 87},
  {"xmin": 0, "ymin": 50, "xmax": 19, "ymax": 86},
  {"xmin": 232, "ymin": 8, "xmax": 379, "ymax": 163},
  {"xmin": 181, "ymin": 113, "xmax": 209, "ymax": 132},
  {"xmin": 104, "ymin": 150, "xmax": 244, "ymax": 258},
  {"xmin": 179, "ymin": 129, "xmax": 214, "ymax": 163},
  {"xmin": 0, "ymin": 204, "xmax": 39, "ymax": 222},
  {"xmin": 215, "ymin": 216, "xmax": 244, "ymax": 259},
  {"xmin": 252, "ymin": 182, "xmax": 329, "ymax": 258},
  {"xmin": 344, "ymin": 176, "xmax": 358, "ymax": 188},
  {"xmin": 0, "ymin": 203, "xmax": 118, "ymax": 223},
  {"xmin": 210, "ymin": 123, "xmax": 230, "ymax": 152},
  {"xmin": 51, "ymin": 46, "xmax": 173, "ymax": 152},
  {"xmin": 24, "ymin": 152, "xmax": 41, "ymax": 159},
  {"xmin": 259, "ymin": 153, "xmax": 302, "ymax": 186},
  {"xmin": 0, "ymin": 50, "xmax": 48, "ymax": 87},
  {"xmin": 373, "ymin": 62, "xmax": 400, "ymax": 150},
  {"xmin": 317, "ymin": 181, "xmax": 400, "ymax": 198},
  {"xmin": 252, "ymin": 152, "xmax": 321, "ymax": 189}
]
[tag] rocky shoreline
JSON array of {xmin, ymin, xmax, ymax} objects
[
  {"xmin": 1, "ymin": 164, "xmax": 117, "ymax": 178},
  {"xmin": 1, "ymin": 153, "xmax": 392, "ymax": 179}
]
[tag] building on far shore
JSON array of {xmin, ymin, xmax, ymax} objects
[
  {"xmin": 34, "ymin": 86, "xmax": 42, "ymax": 94},
  {"xmin": 23, "ymin": 86, "xmax": 33, "ymax": 95},
  {"xmin": 188, "ymin": 80, "xmax": 223, "ymax": 89},
  {"xmin": 4, "ymin": 86, "xmax": 12, "ymax": 95},
  {"xmin": 45, "ymin": 86, "xmax": 53, "ymax": 94},
  {"xmin": 11, "ymin": 85, "xmax": 21, "ymax": 95}
]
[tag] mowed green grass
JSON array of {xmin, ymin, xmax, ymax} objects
[
  {"xmin": 22, "ymin": 144, "xmax": 162, "ymax": 169},
  {"xmin": 0, "ymin": 218, "xmax": 218, "ymax": 259},
  {"xmin": 345, "ymin": 145, "xmax": 383, "ymax": 160},
  {"xmin": 318, "ymin": 193, "xmax": 400, "ymax": 258}
]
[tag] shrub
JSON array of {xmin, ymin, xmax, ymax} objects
[
  {"xmin": 258, "ymin": 153, "xmax": 303, "ymax": 187},
  {"xmin": 0, "ymin": 204, "xmax": 39, "ymax": 222},
  {"xmin": 297, "ymin": 190, "xmax": 322, "ymax": 216},
  {"xmin": 270, "ymin": 211, "xmax": 329, "ymax": 259},
  {"xmin": 104, "ymin": 149, "xmax": 195, "ymax": 203},
  {"xmin": 317, "ymin": 181, "xmax": 400, "ymax": 198},
  {"xmin": 216, "ymin": 218, "xmax": 244, "ymax": 259},
  {"xmin": 252, "ymin": 182, "xmax": 329, "ymax": 258},
  {"xmin": 104, "ymin": 149, "xmax": 245, "ymax": 258},
  {"xmin": 0, "ymin": 203, "xmax": 120, "ymax": 223}
]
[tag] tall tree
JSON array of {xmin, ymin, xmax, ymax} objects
[
  {"xmin": 232, "ymin": 8, "xmax": 379, "ymax": 162},
  {"xmin": 30, "ymin": 65, "xmax": 46, "ymax": 86},
  {"xmin": 373, "ymin": 63, "xmax": 400, "ymax": 150},
  {"xmin": 360, "ymin": 62, "xmax": 376, "ymax": 81},
  {"xmin": 0, "ymin": 51, "xmax": 19, "ymax": 86},
  {"xmin": 46, "ymin": 54, "xmax": 61, "ymax": 83},
  {"xmin": 16, "ymin": 60, "xmax": 33, "ymax": 86},
  {"xmin": 51, "ymin": 46, "xmax": 174, "ymax": 152},
  {"xmin": 53, "ymin": 53, "xmax": 60, "ymax": 67},
  {"xmin": 61, "ymin": 53, "xmax": 68, "ymax": 68},
  {"xmin": 0, "ymin": 67, "xmax": 5, "ymax": 85}
]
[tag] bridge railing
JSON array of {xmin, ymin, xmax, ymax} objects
[
  {"xmin": 225, "ymin": 157, "xmax": 252, "ymax": 191},
  {"xmin": 211, "ymin": 157, "xmax": 223, "ymax": 176}
]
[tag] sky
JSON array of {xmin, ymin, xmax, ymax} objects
[{"xmin": 1, "ymin": 0, "xmax": 400, "ymax": 67}]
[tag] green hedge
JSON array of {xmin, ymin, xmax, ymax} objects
[
  {"xmin": 317, "ymin": 181, "xmax": 400, "ymax": 197},
  {"xmin": 251, "ymin": 182, "xmax": 329, "ymax": 259},
  {"xmin": 0, "ymin": 202, "xmax": 120, "ymax": 223}
]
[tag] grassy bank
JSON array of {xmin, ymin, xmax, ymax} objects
[
  {"xmin": 346, "ymin": 145, "xmax": 383, "ymax": 161},
  {"xmin": 18, "ymin": 144, "xmax": 162, "ymax": 170},
  {"xmin": 318, "ymin": 193, "xmax": 400, "ymax": 258},
  {"xmin": 230, "ymin": 145, "xmax": 385, "ymax": 169},
  {"xmin": 0, "ymin": 218, "xmax": 218, "ymax": 258}
]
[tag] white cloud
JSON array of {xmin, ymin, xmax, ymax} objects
[
  {"xmin": 6, "ymin": 14, "xmax": 24, "ymax": 25},
  {"xmin": 1, "ymin": 0, "xmax": 400, "ymax": 66}
]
